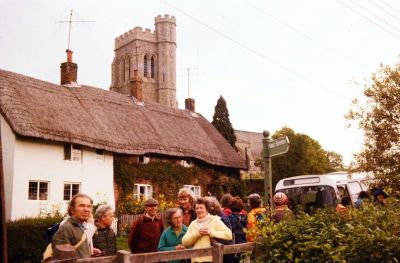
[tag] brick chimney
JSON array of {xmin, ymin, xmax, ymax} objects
[
  {"xmin": 131, "ymin": 70, "xmax": 143, "ymax": 101},
  {"xmin": 185, "ymin": 98, "xmax": 195, "ymax": 112},
  {"xmin": 60, "ymin": 49, "xmax": 78, "ymax": 85}
]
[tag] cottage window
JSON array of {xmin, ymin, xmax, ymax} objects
[
  {"xmin": 133, "ymin": 184, "xmax": 153, "ymax": 200},
  {"xmin": 96, "ymin": 149, "xmax": 105, "ymax": 161},
  {"xmin": 184, "ymin": 185, "xmax": 201, "ymax": 198},
  {"xmin": 139, "ymin": 155, "xmax": 150, "ymax": 164},
  {"xmin": 180, "ymin": 159, "xmax": 193, "ymax": 168},
  {"xmin": 28, "ymin": 181, "xmax": 49, "ymax": 200},
  {"xmin": 63, "ymin": 183, "xmax": 80, "ymax": 201},
  {"xmin": 64, "ymin": 144, "xmax": 82, "ymax": 162}
]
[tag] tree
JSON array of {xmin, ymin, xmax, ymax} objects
[
  {"xmin": 347, "ymin": 62, "xmax": 400, "ymax": 192},
  {"xmin": 271, "ymin": 127, "xmax": 332, "ymax": 188},
  {"xmin": 326, "ymin": 151, "xmax": 345, "ymax": 172},
  {"xmin": 212, "ymin": 95, "xmax": 237, "ymax": 149}
]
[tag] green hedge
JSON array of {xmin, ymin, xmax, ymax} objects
[
  {"xmin": 7, "ymin": 216, "xmax": 62, "ymax": 263},
  {"xmin": 256, "ymin": 199, "xmax": 400, "ymax": 262}
]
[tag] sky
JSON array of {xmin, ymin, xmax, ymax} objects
[{"xmin": 1, "ymin": 0, "xmax": 400, "ymax": 165}]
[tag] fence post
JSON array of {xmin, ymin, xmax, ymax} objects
[
  {"xmin": 53, "ymin": 244, "xmax": 77, "ymax": 262},
  {"xmin": 117, "ymin": 250, "xmax": 131, "ymax": 263},
  {"xmin": 212, "ymin": 242, "xmax": 224, "ymax": 263}
]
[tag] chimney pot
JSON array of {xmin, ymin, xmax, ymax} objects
[
  {"xmin": 60, "ymin": 49, "xmax": 78, "ymax": 85},
  {"xmin": 185, "ymin": 98, "xmax": 195, "ymax": 112},
  {"xmin": 131, "ymin": 70, "xmax": 143, "ymax": 101}
]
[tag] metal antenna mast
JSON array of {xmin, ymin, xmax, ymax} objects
[{"xmin": 56, "ymin": 9, "xmax": 94, "ymax": 50}]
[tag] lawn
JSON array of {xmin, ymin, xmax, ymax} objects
[{"xmin": 116, "ymin": 235, "xmax": 130, "ymax": 251}]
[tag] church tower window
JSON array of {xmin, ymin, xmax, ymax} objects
[
  {"xmin": 144, "ymin": 55, "xmax": 148, "ymax": 77},
  {"xmin": 119, "ymin": 57, "xmax": 125, "ymax": 84},
  {"xmin": 151, "ymin": 56, "xmax": 155, "ymax": 79},
  {"xmin": 126, "ymin": 55, "xmax": 131, "ymax": 80}
]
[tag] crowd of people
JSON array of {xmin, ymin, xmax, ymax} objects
[{"xmin": 48, "ymin": 186, "xmax": 391, "ymax": 262}]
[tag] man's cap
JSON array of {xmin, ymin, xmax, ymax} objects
[{"xmin": 144, "ymin": 198, "xmax": 159, "ymax": 206}]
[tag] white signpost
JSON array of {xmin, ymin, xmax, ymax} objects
[{"xmin": 262, "ymin": 131, "xmax": 290, "ymax": 210}]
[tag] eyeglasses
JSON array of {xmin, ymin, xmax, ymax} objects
[{"xmin": 172, "ymin": 215, "xmax": 182, "ymax": 220}]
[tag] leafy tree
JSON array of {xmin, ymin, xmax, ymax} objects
[
  {"xmin": 271, "ymin": 127, "xmax": 331, "ymax": 188},
  {"xmin": 347, "ymin": 62, "xmax": 400, "ymax": 193},
  {"xmin": 211, "ymin": 95, "xmax": 237, "ymax": 149},
  {"xmin": 326, "ymin": 151, "xmax": 345, "ymax": 172}
]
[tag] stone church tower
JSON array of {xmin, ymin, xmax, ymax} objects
[{"xmin": 110, "ymin": 14, "xmax": 177, "ymax": 108}]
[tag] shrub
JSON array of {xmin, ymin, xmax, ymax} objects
[
  {"xmin": 255, "ymin": 199, "xmax": 400, "ymax": 262},
  {"xmin": 7, "ymin": 216, "xmax": 63, "ymax": 263}
]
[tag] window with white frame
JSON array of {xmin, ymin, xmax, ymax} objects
[
  {"xmin": 28, "ymin": 181, "xmax": 49, "ymax": 200},
  {"xmin": 63, "ymin": 182, "xmax": 81, "ymax": 201},
  {"xmin": 95, "ymin": 149, "xmax": 105, "ymax": 161},
  {"xmin": 180, "ymin": 159, "xmax": 193, "ymax": 168},
  {"xmin": 184, "ymin": 185, "xmax": 201, "ymax": 198},
  {"xmin": 139, "ymin": 155, "xmax": 150, "ymax": 164},
  {"xmin": 133, "ymin": 184, "xmax": 153, "ymax": 200},
  {"xmin": 64, "ymin": 144, "xmax": 82, "ymax": 162}
]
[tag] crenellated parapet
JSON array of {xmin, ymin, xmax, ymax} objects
[
  {"xmin": 154, "ymin": 14, "xmax": 176, "ymax": 25},
  {"xmin": 115, "ymin": 27, "xmax": 156, "ymax": 50}
]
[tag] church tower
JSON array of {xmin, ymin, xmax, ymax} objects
[{"xmin": 110, "ymin": 14, "xmax": 177, "ymax": 108}]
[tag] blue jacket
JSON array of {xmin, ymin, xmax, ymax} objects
[{"xmin": 158, "ymin": 225, "xmax": 188, "ymax": 263}]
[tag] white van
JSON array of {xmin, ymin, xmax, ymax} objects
[{"xmin": 274, "ymin": 172, "xmax": 372, "ymax": 212}]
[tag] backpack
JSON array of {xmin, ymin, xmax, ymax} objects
[
  {"xmin": 229, "ymin": 213, "xmax": 247, "ymax": 244},
  {"xmin": 46, "ymin": 223, "xmax": 60, "ymax": 243},
  {"xmin": 42, "ymin": 231, "xmax": 87, "ymax": 262}
]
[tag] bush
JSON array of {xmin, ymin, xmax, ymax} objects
[
  {"xmin": 7, "ymin": 216, "xmax": 63, "ymax": 263},
  {"xmin": 256, "ymin": 199, "xmax": 400, "ymax": 262}
]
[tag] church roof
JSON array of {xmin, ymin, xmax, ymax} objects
[
  {"xmin": 0, "ymin": 69, "xmax": 246, "ymax": 169},
  {"xmin": 235, "ymin": 130, "xmax": 263, "ymax": 161}
]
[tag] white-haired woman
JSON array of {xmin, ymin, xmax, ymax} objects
[{"xmin": 92, "ymin": 205, "xmax": 117, "ymax": 256}]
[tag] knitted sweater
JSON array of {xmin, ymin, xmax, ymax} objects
[
  {"xmin": 128, "ymin": 214, "xmax": 164, "ymax": 254},
  {"xmin": 182, "ymin": 215, "xmax": 232, "ymax": 262},
  {"xmin": 92, "ymin": 227, "xmax": 117, "ymax": 256}
]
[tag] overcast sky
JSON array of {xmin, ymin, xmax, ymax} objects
[{"xmin": 1, "ymin": 0, "xmax": 400, "ymax": 165}]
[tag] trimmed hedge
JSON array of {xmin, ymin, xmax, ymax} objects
[
  {"xmin": 256, "ymin": 199, "xmax": 400, "ymax": 262},
  {"xmin": 7, "ymin": 216, "xmax": 62, "ymax": 263}
]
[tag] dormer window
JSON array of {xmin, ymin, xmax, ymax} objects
[
  {"xmin": 139, "ymin": 155, "xmax": 150, "ymax": 164},
  {"xmin": 180, "ymin": 159, "xmax": 193, "ymax": 168},
  {"xmin": 64, "ymin": 144, "xmax": 82, "ymax": 162},
  {"xmin": 96, "ymin": 149, "xmax": 105, "ymax": 161}
]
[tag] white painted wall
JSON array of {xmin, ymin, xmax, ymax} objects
[
  {"xmin": 1, "ymin": 115, "xmax": 16, "ymax": 220},
  {"xmin": 1, "ymin": 116, "xmax": 115, "ymax": 220}
]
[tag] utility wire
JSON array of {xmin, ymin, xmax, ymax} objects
[
  {"xmin": 366, "ymin": 0, "xmax": 400, "ymax": 24},
  {"xmin": 164, "ymin": 1, "xmax": 347, "ymax": 99},
  {"xmin": 348, "ymin": 0, "xmax": 400, "ymax": 34},
  {"xmin": 380, "ymin": 0, "xmax": 400, "ymax": 16},
  {"xmin": 336, "ymin": 0, "xmax": 400, "ymax": 40},
  {"xmin": 245, "ymin": 1, "xmax": 367, "ymax": 71}
]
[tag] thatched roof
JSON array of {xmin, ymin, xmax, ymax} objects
[
  {"xmin": 235, "ymin": 130, "xmax": 263, "ymax": 161},
  {"xmin": 0, "ymin": 69, "xmax": 246, "ymax": 169}
]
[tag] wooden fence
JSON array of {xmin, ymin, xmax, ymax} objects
[
  {"xmin": 118, "ymin": 213, "xmax": 168, "ymax": 233},
  {"xmin": 52, "ymin": 241, "xmax": 256, "ymax": 263}
]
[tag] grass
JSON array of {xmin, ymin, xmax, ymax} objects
[{"xmin": 116, "ymin": 234, "xmax": 130, "ymax": 251}]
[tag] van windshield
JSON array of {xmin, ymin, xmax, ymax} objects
[{"xmin": 276, "ymin": 185, "xmax": 336, "ymax": 213}]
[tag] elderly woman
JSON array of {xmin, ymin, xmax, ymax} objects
[
  {"xmin": 92, "ymin": 205, "xmax": 117, "ymax": 256},
  {"xmin": 158, "ymin": 208, "xmax": 187, "ymax": 263},
  {"xmin": 182, "ymin": 197, "xmax": 232, "ymax": 263}
]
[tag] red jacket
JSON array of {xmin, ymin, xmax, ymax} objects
[{"xmin": 128, "ymin": 214, "xmax": 164, "ymax": 254}]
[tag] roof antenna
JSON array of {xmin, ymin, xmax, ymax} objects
[
  {"xmin": 186, "ymin": 67, "xmax": 199, "ymax": 98},
  {"xmin": 56, "ymin": 9, "xmax": 94, "ymax": 51}
]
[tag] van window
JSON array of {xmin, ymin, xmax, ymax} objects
[{"xmin": 277, "ymin": 185, "xmax": 336, "ymax": 214}]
